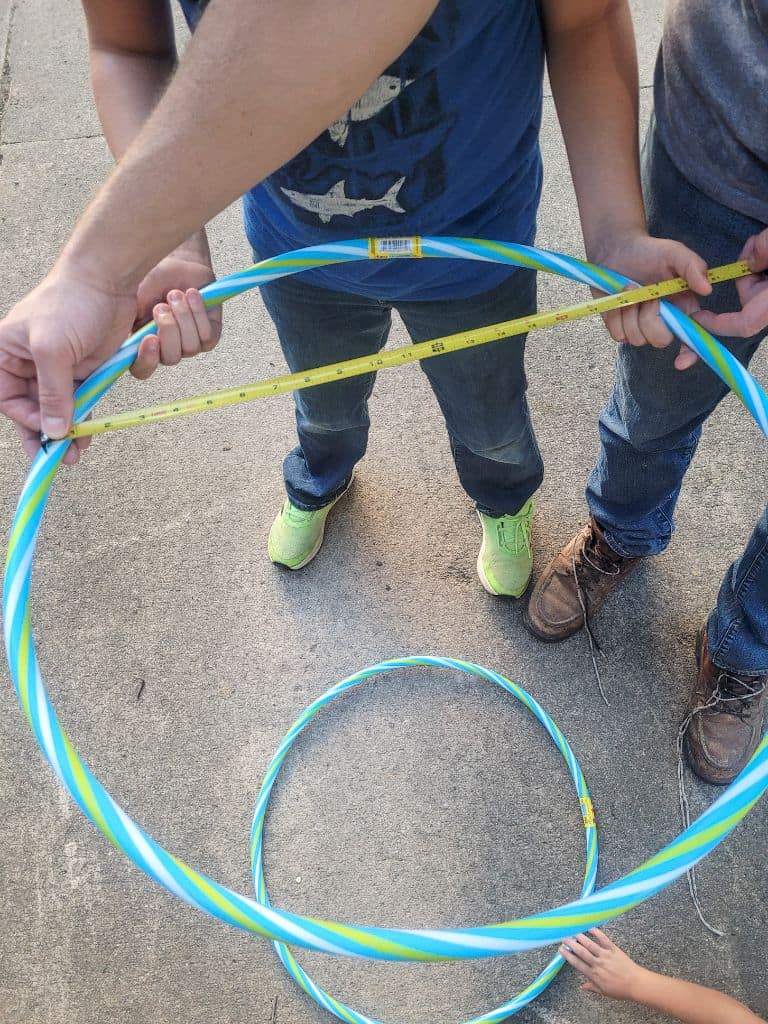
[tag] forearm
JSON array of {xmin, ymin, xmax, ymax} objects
[
  {"xmin": 61, "ymin": 0, "xmax": 437, "ymax": 292},
  {"xmin": 630, "ymin": 967, "xmax": 765, "ymax": 1024},
  {"xmin": 544, "ymin": 0, "xmax": 645, "ymax": 259},
  {"xmin": 91, "ymin": 50, "xmax": 175, "ymax": 159},
  {"xmin": 89, "ymin": 40, "xmax": 210, "ymax": 261}
]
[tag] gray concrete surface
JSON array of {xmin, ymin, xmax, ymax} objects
[{"xmin": 1, "ymin": 3, "xmax": 767, "ymax": 1023}]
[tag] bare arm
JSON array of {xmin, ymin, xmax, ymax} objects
[
  {"xmin": 542, "ymin": 0, "xmax": 645, "ymax": 258},
  {"xmin": 0, "ymin": 0, "xmax": 438, "ymax": 450},
  {"xmin": 561, "ymin": 930, "xmax": 765, "ymax": 1024},
  {"xmin": 541, "ymin": 0, "xmax": 710, "ymax": 347},
  {"xmin": 66, "ymin": 0, "xmax": 440, "ymax": 291},
  {"xmin": 82, "ymin": 0, "xmax": 220, "ymax": 389},
  {"xmin": 84, "ymin": 0, "xmax": 177, "ymax": 159},
  {"xmin": 632, "ymin": 971, "xmax": 765, "ymax": 1024}
]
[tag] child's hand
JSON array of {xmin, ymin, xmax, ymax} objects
[
  {"xmin": 130, "ymin": 235, "xmax": 222, "ymax": 380},
  {"xmin": 560, "ymin": 928, "xmax": 645, "ymax": 1001},
  {"xmin": 588, "ymin": 231, "xmax": 711, "ymax": 355}
]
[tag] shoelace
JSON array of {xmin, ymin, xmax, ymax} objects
[
  {"xmin": 709, "ymin": 672, "xmax": 767, "ymax": 721},
  {"xmin": 677, "ymin": 671, "xmax": 767, "ymax": 936},
  {"xmin": 575, "ymin": 534, "xmax": 622, "ymax": 584},
  {"xmin": 284, "ymin": 503, "xmax": 317, "ymax": 526},
  {"xmin": 497, "ymin": 514, "xmax": 532, "ymax": 556},
  {"xmin": 570, "ymin": 530, "xmax": 617, "ymax": 707}
]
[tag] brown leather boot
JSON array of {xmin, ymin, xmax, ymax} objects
[
  {"xmin": 524, "ymin": 517, "xmax": 641, "ymax": 641},
  {"xmin": 682, "ymin": 627, "xmax": 768, "ymax": 785}
]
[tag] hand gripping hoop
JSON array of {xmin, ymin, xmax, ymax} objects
[{"xmin": 5, "ymin": 238, "xmax": 768, "ymax": 1021}]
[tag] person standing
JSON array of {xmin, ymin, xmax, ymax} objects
[
  {"xmin": 526, "ymin": 1, "xmax": 768, "ymax": 784},
  {"xmin": 0, "ymin": 0, "xmax": 707, "ymax": 596}
]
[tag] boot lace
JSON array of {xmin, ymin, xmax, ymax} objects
[
  {"xmin": 570, "ymin": 526, "xmax": 622, "ymax": 708},
  {"xmin": 677, "ymin": 669, "xmax": 765, "ymax": 937},
  {"xmin": 708, "ymin": 671, "xmax": 766, "ymax": 721}
]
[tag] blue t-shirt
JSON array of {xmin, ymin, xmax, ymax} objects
[{"xmin": 179, "ymin": 1, "xmax": 545, "ymax": 300}]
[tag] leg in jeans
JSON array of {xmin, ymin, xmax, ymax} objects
[
  {"xmin": 397, "ymin": 266, "xmax": 542, "ymax": 516},
  {"xmin": 586, "ymin": 116, "xmax": 768, "ymax": 672},
  {"xmin": 260, "ymin": 271, "xmax": 391, "ymax": 511}
]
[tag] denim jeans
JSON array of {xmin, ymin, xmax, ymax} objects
[
  {"xmin": 586, "ymin": 116, "xmax": 768, "ymax": 673},
  {"xmin": 259, "ymin": 264, "xmax": 542, "ymax": 517}
]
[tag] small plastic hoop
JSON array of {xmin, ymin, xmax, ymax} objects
[
  {"xmin": 4, "ymin": 238, "xmax": 768, "ymax": 969},
  {"xmin": 250, "ymin": 657, "xmax": 598, "ymax": 1023}
]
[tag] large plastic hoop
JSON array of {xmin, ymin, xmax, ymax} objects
[
  {"xmin": 4, "ymin": 238, "xmax": 768, "ymax": 964},
  {"xmin": 251, "ymin": 657, "xmax": 598, "ymax": 1023}
]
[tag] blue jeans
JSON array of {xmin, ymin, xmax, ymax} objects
[
  {"xmin": 587, "ymin": 117, "xmax": 768, "ymax": 673},
  {"xmin": 259, "ymin": 265, "xmax": 542, "ymax": 517}
]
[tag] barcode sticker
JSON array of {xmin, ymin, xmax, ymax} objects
[{"xmin": 369, "ymin": 236, "xmax": 423, "ymax": 259}]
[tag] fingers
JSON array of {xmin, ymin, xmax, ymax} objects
[
  {"xmin": 601, "ymin": 307, "xmax": 625, "ymax": 343},
  {"xmin": 154, "ymin": 302, "xmax": 183, "ymax": 366},
  {"xmin": 616, "ymin": 240, "xmax": 710, "ymax": 349},
  {"xmin": 168, "ymin": 289, "xmax": 203, "ymax": 358},
  {"xmin": 0, "ymin": 392, "xmax": 41, "ymax": 435},
  {"xmin": 133, "ymin": 291, "xmax": 218, "ymax": 379},
  {"xmin": 587, "ymin": 928, "xmax": 614, "ymax": 950},
  {"xmin": 186, "ymin": 289, "xmax": 220, "ymax": 351},
  {"xmin": 614, "ymin": 287, "xmax": 672, "ymax": 350},
  {"xmin": 743, "ymin": 228, "xmax": 768, "ymax": 274},
  {"xmin": 559, "ymin": 943, "xmax": 591, "ymax": 977},
  {"xmin": 678, "ymin": 249, "xmax": 712, "ymax": 297},
  {"xmin": 130, "ymin": 335, "xmax": 161, "ymax": 381},
  {"xmin": 15, "ymin": 420, "xmax": 45, "ymax": 461},
  {"xmin": 28, "ymin": 330, "xmax": 75, "ymax": 439},
  {"xmin": 573, "ymin": 933, "xmax": 603, "ymax": 959},
  {"xmin": 637, "ymin": 296, "xmax": 674, "ymax": 347},
  {"xmin": 696, "ymin": 291, "xmax": 768, "ymax": 339}
]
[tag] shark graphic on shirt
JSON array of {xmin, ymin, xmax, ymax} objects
[
  {"xmin": 328, "ymin": 74, "xmax": 416, "ymax": 147},
  {"xmin": 280, "ymin": 177, "xmax": 406, "ymax": 223}
]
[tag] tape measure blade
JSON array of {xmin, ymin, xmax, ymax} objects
[{"xmin": 65, "ymin": 260, "xmax": 754, "ymax": 440}]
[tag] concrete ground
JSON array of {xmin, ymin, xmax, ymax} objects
[{"xmin": 1, "ymin": 2, "xmax": 767, "ymax": 1023}]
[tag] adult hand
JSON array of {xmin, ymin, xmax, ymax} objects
[
  {"xmin": 0, "ymin": 261, "xmax": 137, "ymax": 464},
  {"xmin": 130, "ymin": 234, "xmax": 222, "ymax": 381},
  {"xmin": 688, "ymin": 228, "xmax": 768, "ymax": 368},
  {"xmin": 559, "ymin": 928, "xmax": 645, "ymax": 1000},
  {"xmin": 589, "ymin": 230, "xmax": 711, "ymax": 357}
]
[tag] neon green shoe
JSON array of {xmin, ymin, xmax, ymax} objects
[
  {"xmin": 476, "ymin": 499, "xmax": 534, "ymax": 598},
  {"xmin": 268, "ymin": 485, "xmax": 350, "ymax": 570}
]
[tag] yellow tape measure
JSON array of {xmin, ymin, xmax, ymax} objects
[{"xmin": 66, "ymin": 260, "xmax": 750, "ymax": 440}]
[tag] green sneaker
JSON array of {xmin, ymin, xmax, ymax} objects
[
  {"xmin": 476, "ymin": 499, "xmax": 534, "ymax": 598},
  {"xmin": 268, "ymin": 484, "xmax": 351, "ymax": 570}
]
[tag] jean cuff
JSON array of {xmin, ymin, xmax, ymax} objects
[
  {"xmin": 706, "ymin": 610, "xmax": 768, "ymax": 677},
  {"xmin": 596, "ymin": 526, "xmax": 668, "ymax": 558},
  {"xmin": 285, "ymin": 477, "xmax": 352, "ymax": 512}
]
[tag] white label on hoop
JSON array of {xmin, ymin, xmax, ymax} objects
[{"xmin": 369, "ymin": 237, "xmax": 423, "ymax": 259}]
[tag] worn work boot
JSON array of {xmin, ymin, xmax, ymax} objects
[
  {"xmin": 476, "ymin": 499, "xmax": 534, "ymax": 598},
  {"xmin": 524, "ymin": 517, "xmax": 641, "ymax": 641},
  {"xmin": 268, "ymin": 481, "xmax": 352, "ymax": 570},
  {"xmin": 682, "ymin": 627, "xmax": 768, "ymax": 785}
]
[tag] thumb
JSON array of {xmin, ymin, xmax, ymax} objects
[
  {"xmin": 674, "ymin": 246, "xmax": 711, "ymax": 297},
  {"xmin": 30, "ymin": 332, "xmax": 75, "ymax": 439},
  {"xmin": 581, "ymin": 982, "xmax": 597, "ymax": 994},
  {"xmin": 131, "ymin": 334, "xmax": 161, "ymax": 381},
  {"xmin": 743, "ymin": 228, "xmax": 768, "ymax": 274},
  {"xmin": 674, "ymin": 343, "xmax": 700, "ymax": 371}
]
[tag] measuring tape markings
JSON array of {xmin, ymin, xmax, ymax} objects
[
  {"xmin": 63, "ymin": 253, "xmax": 751, "ymax": 440},
  {"xmin": 5, "ymin": 237, "xmax": 768, "ymax": 971}
]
